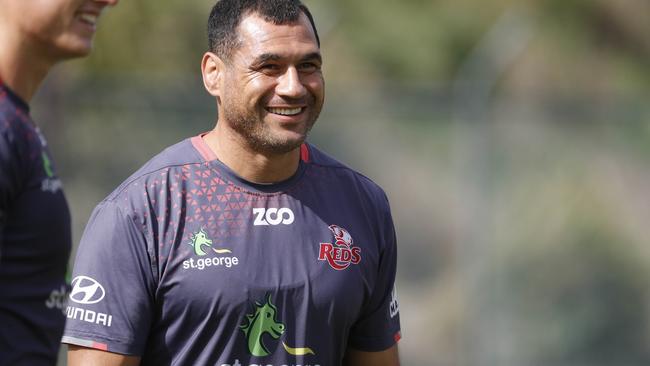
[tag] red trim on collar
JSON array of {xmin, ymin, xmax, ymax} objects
[
  {"xmin": 300, "ymin": 143, "xmax": 310, "ymax": 163},
  {"xmin": 191, "ymin": 134, "xmax": 218, "ymax": 161}
]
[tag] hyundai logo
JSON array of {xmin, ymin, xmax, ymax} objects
[{"xmin": 69, "ymin": 276, "xmax": 105, "ymax": 305}]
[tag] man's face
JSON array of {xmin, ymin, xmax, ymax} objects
[
  {"xmin": 219, "ymin": 12, "xmax": 324, "ymax": 155},
  {"xmin": 1, "ymin": 0, "xmax": 118, "ymax": 60}
]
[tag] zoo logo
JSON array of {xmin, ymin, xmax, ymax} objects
[
  {"xmin": 240, "ymin": 295, "xmax": 315, "ymax": 357},
  {"xmin": 252, "ymin": 207, "xmax": 295, "ymax": 226}
]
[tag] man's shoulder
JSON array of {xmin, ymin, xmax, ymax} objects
[
  {"xmin": 0, "ymin": 90, "xmax": 36, "ymax": 163},
  {"xmin": 0, "ymin": 89, "xmax": 26, "ymax": 137},
  {"xmin": 0, "ymin": 85, "xmax": 28, "ymax": 119},
  {"xmin": 305, "ymin": 143, "xmax": 388, "ymax": 199},
  {"xmin": 105, "ymin": 138, "xmax": 203, "ymax": 201},
  {"xmin": 304, "ymin": 143, "xmax": 346, "ymax": 168}
]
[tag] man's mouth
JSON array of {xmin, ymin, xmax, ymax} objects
[
  {"xmin": 77, "ymin": 12, "xmax": 100, "ymax": 27},
  {"xmin": 267, "ymin": 107, "xmax": 303, "ymax": 116}
]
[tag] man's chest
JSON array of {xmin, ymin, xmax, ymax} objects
[{"xmin": 151, "ymin": 190, "xmax": 381, "ymax": 338}]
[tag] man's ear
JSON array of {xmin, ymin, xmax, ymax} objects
[{"xmin": 201, "ymin": 52, "xmax": 224, "ymax": 97}]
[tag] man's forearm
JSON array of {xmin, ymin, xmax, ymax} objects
[
  {"xmin": 68, "ymin": 345, "xmax": 141, "ymax": 366},
  {"xmin": 343, "ymin": 344, "xmax": 400, "ymax": 366}
]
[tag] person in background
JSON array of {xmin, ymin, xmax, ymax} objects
[
  {"xmin": 0, "ymin": 0, "xmax": 119, "ymax": 364},
  {"xmin": 63, "ymin": 0, "xmax": 401, "ymax": 365}
]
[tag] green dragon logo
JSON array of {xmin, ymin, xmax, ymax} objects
[
  {"xmin": 240, "ymin": 295, "xmax": 315, "ymax": 357},
  {"xmin": 189, "ymin": 228, "xmax": 214, "ymax": 256},
  {"xmin": 42, "ymin": 151, "xmax": 54, "ymax": 178}
]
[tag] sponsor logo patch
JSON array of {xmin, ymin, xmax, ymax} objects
[
  {"xmin": 183, "ymin": 228, "xmax": 239, "ymax": 270},
  {"xmin": 318, "ymin": 225, "xmax": 361, "ymax": 271},
  {"xmin": 67, "ymin": 276, "xmax": 113, "ymax": 327},
  {"xmin": 41, "ymin": 178, "xmax": 63, "ymax": 193},
  {"xmin": 240, "ymin": 294, "xmax": 316, "ymax": 358},
  {"xmin": 40, "ymin": 144, "xmax": 62, "ymax": 193},
  {"xmin": 253, "ymin": 207, "xmax": 295, "ymax": 226},
  {"xmin": 45, "ymin": 284, "xmax": 68, "ymax": 314},
  {"xmin": 70, "ymin": 276, "xmax": 105, "ymax": 304},
  {"xmin": 66, "ymin": 307, "xmax": 113, "ymax": 327},
  {"xmin": 389, "ymin": 286, "xmax": 400, "ymax": 318}
]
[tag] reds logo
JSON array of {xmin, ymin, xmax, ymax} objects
[{"xmin": 318, "ymin": 225, "xmax": 362, "ymax": 270}]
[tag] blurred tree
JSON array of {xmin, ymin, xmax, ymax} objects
[
  {"xmin": 79, "ymin": 0, "xmax": 211, "ymax": 75},
  {"xmin": 505, "ymin": 225, "xmax": 650, "ymax": 365},
  {"xmin": 327, "ymin": 0, "xmax": 507, "ymax": 81},
  {"xmin": 68, "ymin": 0, "xmax": 649, "ymax": 93}
]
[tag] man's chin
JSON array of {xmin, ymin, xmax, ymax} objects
[
  {"xmin": 52, "ymin": 38, "xmax": 93, "ymax": 60},
  {"xmin": 251, "ymin": 132, "xmax": 308, "ymax": 156},
  {"xmin": 256, "ymin": 139, "xmax": 305, "ymax": 156},
  {"xmin": 230, "ymin": 115, "xmax": 313, "ymax": 155}
]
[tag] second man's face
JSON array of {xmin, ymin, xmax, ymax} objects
[
  {"xmin": 6, "ymin": 0, "xmax": 118, "ymax": 60},
  {"xmin": 218, "ymin": 12, "xmax": 325, "ymax": 155}
]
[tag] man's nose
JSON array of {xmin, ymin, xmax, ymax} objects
[{"xmin": 276, "ymin": 66, "xmax": 306, "ymax": 98}]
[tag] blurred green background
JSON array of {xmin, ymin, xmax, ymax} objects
[{"xmin": 34, "ymin": 0, "xmax": 650, "ymax": 365}]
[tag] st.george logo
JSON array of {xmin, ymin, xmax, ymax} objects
[
  {"xmin": 42, "ymin": 151, "xmax": 54, "ymax": 178},
  {"xmin": 189, "ymin": 227, "xmax": 233, "ymax": 256},
  {"xmin": 184, "ymin": 228, "xmax": 238, "ymax": 270},
  {"xmin": 190, "ymin": 228, "xmax": 214, "ymax": 256},
  {"xmin": 240, "ymin": 295, "xmax": 315, "ymax": 357},
  {"xmin": 318, "ymin": 225, "xmax": 362, "ymax": 271},
  {"xmin": 69, "ymin": 276, "xmax": 105, "ymax": 304},
  {"xmin": 40, "ymin": 150, "xmax": 62, "ymax": 193}
]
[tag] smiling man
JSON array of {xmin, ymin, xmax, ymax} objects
[
  {"xmin": 63, "ymin": 1, "xmax": 401, "ymax": 365},
  {"xmin": 0, "ymin": 0, "xmax": 119, "ymax": 365}
]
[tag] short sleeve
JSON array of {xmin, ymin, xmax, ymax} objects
[
  {"xmin": 347, "ymin": 194, "xmax": 401, "ymax": 351},
  {"xmin": 62, "ymin": 199, "xmax": 156, "ymax": 355}
]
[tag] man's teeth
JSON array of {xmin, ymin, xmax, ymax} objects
[
  {"xmin": 268, "ymin": 107, "xmax": 302, "ymax": 116},
  {"xmin": 79, "ymin": 14, "xmax": 98, "ymax": 25}
]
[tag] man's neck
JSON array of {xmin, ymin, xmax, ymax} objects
[
  {"xmin": 0, "ymin": 27, "xmax": 52, "ymax": 102},
  {"xmin": 202, "ymin": 125, "xmax": 301, "ymax": 184}
]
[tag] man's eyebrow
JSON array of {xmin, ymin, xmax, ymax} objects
[
  {"xmin": 251, "ymin": 53, "xmax": 282, "ymax": 65},
  {"xmin": 301, "ymin": 52, "xmax": 322, "ymax": 64},
  {"xmin": 251, "ymin": 52, "xmax": 322, "ymax": 65}
]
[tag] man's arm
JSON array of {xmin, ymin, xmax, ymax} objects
[
  {"xmin": 342, "ymin": 344, "xmax": 400, "ymax": 366},
  {"xmin": 68, "ymin": 345, "xmax": 141, "ymax": 366}
]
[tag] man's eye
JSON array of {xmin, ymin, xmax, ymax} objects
[
  {"xmin": 298, "ymin": 63, "xmax": 319, "ymax": 72},
  {"xmin": 260, "ymin": 64, "xmax": 280, "ymax": 72}
]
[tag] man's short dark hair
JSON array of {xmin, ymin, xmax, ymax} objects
[{"xmin": 207, "ymin": 0, "xmax": 320, "ymax": 61}]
